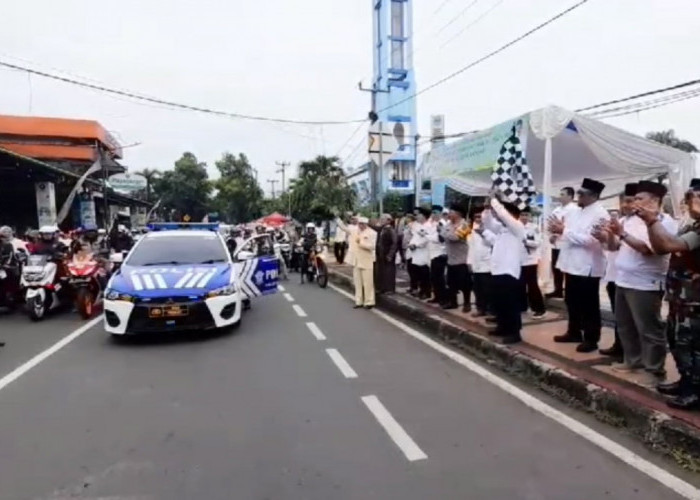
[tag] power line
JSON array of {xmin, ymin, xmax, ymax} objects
[
  {"xmin": 587, "ymin": 88, "xmax": 700, "ymax": 120},
  {"xmin": 0, "ymin": 59, "xmax": 364, "ymax": 126},
  {"xmin": 334, "ymin": 121, "xmax": 368, "ymax": 158},
  {"xmin": 378, "ymin": 0, "xmax": 591, "ymax": 115},
  {"xmin": 436, "ymin": 0, "xmax": 481, "ymax": 35},
  {"xmin": 586, "ymin": 87, "xmax": 700, "ymax": 117},
  {"xmin": 440, "ymin": 0, "xmax": 506, "ymax": 49},
  {"xmin": 575, "ymin": 77, "xmax": 700, "ymax": 112}
]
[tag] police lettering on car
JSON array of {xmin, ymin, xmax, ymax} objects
[{"xmin": 103, "ymin": 223, "xmax": 279, "ymax": 336}]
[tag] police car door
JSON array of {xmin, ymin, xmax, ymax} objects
[{"xmin": 233, "ymin": 234, "xmax": 280, "ymax": 299}]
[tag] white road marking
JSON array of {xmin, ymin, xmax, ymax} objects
[
  {"xmin": 283, "ymin": 293, "xmax": 294, "ymax": 302},
  {"xmin": 292, "ymin": 304, "xmax": 307, "ymax": 317},
  {"xmin": 361, "ymin": 395, "xmax": 427, "ymax": 462},
  {"xmin": 325, "ymin": 348, "xmax": 358, "ymax": 378},
  {"xmin": 153, "ymin": 273, "xmax": 167, "ymax": 289},
  {"xmin": 141, "ymin": 274, "xmax": 155, "ymax": 290},
  {"xmin": 329, "ymin": 284, "xmax": 700, "ymax": 499},
  {"xmin": 278, "ymin": 284, "xmax": 285, "ymax": 292},
  {"xmin": 305, "ymin": 322, "xmax": 327, "ymax": 341},
  {"xmin": 0, "ymin": 316, "xmax": 103, "ymax": 393}
]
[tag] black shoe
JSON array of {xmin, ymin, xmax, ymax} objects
[
  {"xmin": 599, "ymin": 345, "xmax": 624, "ymax": 357},
  {"xmin": 657, "ymin": 380, "xmax": 682, "ymax": 396},
  {"xmin": 441, "ymin": 303, "xmax": 458, "ymax": 310},
  {"xmin": 667, "ymin": 393, "xmax": 700, "ymax": 410},
  {"xmin": 473, "ymin": 310, "xmax": 487, "ymax": 318},
  {"xmin": 485, "ymin": 316, "xmax": 498, "ymax": 324},
  {"xmin": 427, "ymin": 298, "xmax": 440, "ymax": 304},
  {"xmin": 545, "ymin": 292, "xmax": 563, "ymax": 299},
  {"xmin": 364, "ymin": 305, "xmax": 375, "ymax": 310},
  {"xmin": 554, "ymin": 333, "xmax": 582, "ymax": 343},
  {"xmin": 353, "ymin": 305, "xmax": 363, "ymax": 309},
  {"xmin": 418, "ymin": 293, "xmax": 431, "ymax": 300},
  {"xmin": 462, "ymin": 304, "xmax": 472, "ymax": 313},
  {"xmin": 531, "ymin": 311, "xmax": 546, "ymax": 319},
  {"xmin": 488, "ymin": 329, "xmax": 504, "ymax": 337},
  {"xmin": 576, "ymin": 342, "xmax": 598, "ymax": 353},
  {"xmin": 501, "ymin": 335, "xmax": 522, "ymax": 345}
]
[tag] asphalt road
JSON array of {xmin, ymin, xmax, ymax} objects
[{"xmin": 0, "ymin": 281, "xmax": 697, "ymax": 500}]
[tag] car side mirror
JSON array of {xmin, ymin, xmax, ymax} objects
[{"xmin": 236, "ymin": 250, "xmax": 255, "ymax": 261}]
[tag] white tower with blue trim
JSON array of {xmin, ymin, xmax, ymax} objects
[{"xmin": 372, "ymin": 0, "xmax": 417, "ymax": 196}]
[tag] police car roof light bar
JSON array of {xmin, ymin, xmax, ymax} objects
[{"xmin": 148, "ymin": 222, "xmax": 220, "ymax": 232}]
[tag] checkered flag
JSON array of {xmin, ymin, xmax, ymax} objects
[{"xmin": 491, "ymin": 124, "xmax": 536, "ymax": 209}]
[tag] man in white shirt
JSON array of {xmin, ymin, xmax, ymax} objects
[
  {"xmin": 468, "ymin": 208, "xmax": 495, "ymax": 317},
  {"xmin": 549, "ymin": 178, "xmax": 610, "ymax": 353},
  {"xmin": 408, "ymin": 207, "xmax": 432, "ymax": 299},
  {"xmin": 519, "ymin": 208, "xmax": 545, "ymax": 318},
  {"xmin": 607, "ymin": 181, "xmax": 678, "ymax": 385},
  {"xmin": 482, "ymin": 196, "xmax": 526, "ymax": 344},
  {"xmin": 334, "ymin": 220, "xmax": 348, "ymax": 264},
  {"xmin": 427, "ymin": 206, "xmax": 448, "ymax": 305},
  {"xmin": 335, "ymin": 213, "xmax": 358, "ymax": 266},
  {"xmin": 546, "ymin": 187, "xmax": 580, "ymax": 299}
]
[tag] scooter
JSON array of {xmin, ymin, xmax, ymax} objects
[
  {"xmin": 66, "ymin": 254, "xmax": 105, "ymax": 319},
  {"xmin": 21, "ymin": 254, "xmax": 69, "ymax": 321},
  {"xmin": 0, "ymin": 262, "xmax": 21, "ymax": 311}
]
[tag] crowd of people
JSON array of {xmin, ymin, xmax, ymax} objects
[{"xmin": 333, "ymin": 176, "xmax": 700, "ymax": 411}]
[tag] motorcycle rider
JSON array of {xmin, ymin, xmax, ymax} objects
[
  {"xmin": 0, "ymin": 225, "xmax": 20, "ymax": 277},
  {"xmin": 109, "ymin": 224, "xmax": 134, "ymax": 253},
  {"xmin": 301, "ymin": 223, "xmax": 318, "ymax": 274},
  {"xmin": 33, "ymin": 226, "xmax": 68, "ymax": 257}
]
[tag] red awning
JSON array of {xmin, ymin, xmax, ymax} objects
[{"xmin": 258, "ymin": 212, "xmax": 289, "ymax": 227}]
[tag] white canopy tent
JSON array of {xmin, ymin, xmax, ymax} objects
[{"xmin": 423, "ymin": 105, "xmax": 698, "ymax": 220}]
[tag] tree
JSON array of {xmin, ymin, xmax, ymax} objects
[
  {"xmin": 289, "ymin": 155, "xmax": 355, "ymax": 222},
  {"xmin": 646, "ymin": 130, "xmax": 698, "ymax": 153},
  {"xmin": 212, "ymin": 153, "xmax": 264, "ymax": 223},
  {"xmin": 135, "ymin": 168, "xmax": 161, "ymax": 201},
  {"xmin": 152, "ymin": 152, "xmax": 212, "ymax": 221}
]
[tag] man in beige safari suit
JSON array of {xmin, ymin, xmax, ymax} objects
[{"xmin": 354, "ymin": 216, "xmax": 377, "ymax": 309}]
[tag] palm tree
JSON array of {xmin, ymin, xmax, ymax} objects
[
  {"xmin": 646, "ymin": 130, "xmax": 698, "ymax": 153},
  {"xmin": 136, "ymin": 168, "xmax": 161, "ymax": 201}
]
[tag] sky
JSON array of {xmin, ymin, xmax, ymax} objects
[{"xmin": 1, "ymin": 0, "xmax": 699, "ymax": 196}]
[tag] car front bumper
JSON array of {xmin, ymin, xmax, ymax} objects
[{"xmin": 104, "ymin": 292, "xmax": 242, "ymax": 335}]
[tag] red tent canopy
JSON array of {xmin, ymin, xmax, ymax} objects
[{"xmin": 258, "ymin": 212, "xmax": 289, "ymax": 227}]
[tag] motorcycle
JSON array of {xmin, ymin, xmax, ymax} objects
[
  {"xmin": 300, "ymin": 243, "xmax": 328, "ymax": 288},
  {"xmin": 0, "ymin": 263, "xmax": 21, "ymax": 311},
  {"xmin": 67, "ymin": 254, "xmax": 105, "ymax": 319},
  {"xmin": 21, "ymin": 254, "xmax": 69, "ymax": 321}
]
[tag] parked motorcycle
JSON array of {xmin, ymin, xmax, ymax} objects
[
  {"xmin": 67, "ymin": 254, "xmax": 105, "ymax": 319},
  {"xmin": 21, "ymin": 254, "xmax": 69, "ymax": 321}
]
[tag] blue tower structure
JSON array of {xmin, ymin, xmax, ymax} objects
[{"xmin": 371, "ymin": 0, "xmax": 417, "ymax": 196}]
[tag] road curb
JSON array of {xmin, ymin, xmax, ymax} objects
[{"xmin": 328, "ymin": 269, "xmax": 700, "ymax": 471}]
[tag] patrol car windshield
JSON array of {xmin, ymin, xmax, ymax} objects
[{"xmin": 126, "ymin": 235, "xmax": 228, "ymax": 266}]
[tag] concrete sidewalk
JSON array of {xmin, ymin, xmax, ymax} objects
[{"xmin": 329, "ymin": 262, "xmax": 700, "ymax": 471}]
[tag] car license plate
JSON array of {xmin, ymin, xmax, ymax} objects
[{"xmin": 149, "ymin": 305, "xmax": 188, "ymax": 318}]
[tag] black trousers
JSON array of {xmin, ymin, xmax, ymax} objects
[
  {"xmin": 334, "ymin": 242, "xmax": 347, "ymax": 264},
  {"xmin": 415, "ymin": 264, "xmax": 431, "ymax": 297},
  {"xmin": 430, "ymin": 255, "xmax": 447, "ymax": 303},
  {"xmin": 446, "ymin": 263, "xmax": 471, "ymax": 306},
  {"xmin": 520, "ymin": 264, "xmax": 545, "ymax": 314},
  {"xmin": 565, "ymin": 274, "xmax": 602, "ymax": 344},
  {"xmin": 472, "ymin": 272, "xmax": 492, "ymax": 313},
  {"xmin": 407, "ymin": 259, "xmax": 417, "ymax": 291},
  {"xmin": 492, "ymin": 274, "xmax": 522, "ymax": 338},
  {"xmin": 606, "ymin": 281, "xmax": 623, "ymax": 351},
  {"xmin": 551, "ymin": 249, "xmax": 564, "ymax": 295}
]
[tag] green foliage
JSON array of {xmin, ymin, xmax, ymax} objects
[
  {"xmin": 152, "ymin": 152, "xmax": 212, "ymax": 221},
  {"xmin": 289, "ymin": 155, "xmax": 355, "ymax": 222},
  {"xmin": 135, "ymin": 168, "xmax": 161, "ymax": 202},
  {"xmin": 212, "ymin": 153, "xmax": 265, "ymax": 224},
  {"xmin": 646, "ymin": 129, "xmax": 698, "ymax": 153}
]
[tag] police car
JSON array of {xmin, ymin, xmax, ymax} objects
[{"xmin": 103, "ymin": 223, "xmax": 279, "ymax": 336}]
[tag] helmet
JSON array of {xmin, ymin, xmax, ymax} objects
[
  {"xmin": 306, "ymin": 222, "xmax": 315, "ymax": 229},
  {"xmin": 117, "ymin": 224, "xmax": 127, "ymax": 233},
  {"xmin": 38, "ymin": 225, "xmax": 59, "ymax": 242},
  {"xmin": 0, "ymin": 225, "xmax": 12, "ymax": 241},
  {"xmin": 98, "ymin": 228, "xmax": 107, "ymax": 236},
  {"xmin": 266, "ymin": 227, "xmax": 275, "ymax": 233}
]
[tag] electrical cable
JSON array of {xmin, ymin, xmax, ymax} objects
[
  {"xmin": 575, "ymin": 77, "xmax": 700, "ymax": 112},
  {"xmin": 377, "ymin": 0, "xmax": 591, "ymax": 115},
  {"xmin": 440, "ymin": 0, "xmax": 506, "ymax": 49},
  {"xmin": 588, "ymin": 89, "xmax": 700, "ymax": 120},
  {"xmin": 0, "ymin": 59, "xmax": 365, "ymax": 126}
]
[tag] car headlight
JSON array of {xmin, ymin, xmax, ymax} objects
[
  {"xmin": 105, "ymin": 288, "xmax": 135, "ymax": 302},
  {"xmin": 207, "ymin": 284, "xmax": 237, "ymax": 298}
]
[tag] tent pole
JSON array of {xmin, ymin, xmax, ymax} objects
[{"xmin": 541, "ymin": 137, "xmax": 553, "ymax": 289}]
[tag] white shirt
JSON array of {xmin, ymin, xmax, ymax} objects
[
  {"xmin": 551, "ymin": 202, "xmax": 580, "ymax": 249},
  {"xmin": 409, "ymin": 221, "xmax": 431, "ymax": 266},
  {"xmin": 427, "ymin": 220, "xmax": 446, "ymax": 260},
  {"xmin": 603, "ymin": 250, "xmax": 618, "ymax": 284},
  {"xmin": 335, "ymin": 225, "xmax": 348, "ymax": 244},
  {"xmin": 483, "ymin": 199, "xmax": 525, "ymax": 279},
  {"xmin": 557, "ymin": 201, "xmax": 609, "ymax": 278},
  {"xmin": 521, "ymin": 221, "xmax": 541, "ymax": 267},
  {"xmin": 467, "ymin": 226, "xmax": 494, "ymax": 273},
  {"xmin": 615, "ymin": 214, "xmax": 678, "ymax": 291}
]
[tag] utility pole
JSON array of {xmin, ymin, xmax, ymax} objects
[
  {"xmin": 359, "ymin": 82, "xmax": 389, "ymax": 215},
  {"xmin": 276, "ymin": 161, "xmax": 291, "ymax": 216},
  {"xmin": 267, "ymin": 179, "xmax": 278, "ymax": 199}
]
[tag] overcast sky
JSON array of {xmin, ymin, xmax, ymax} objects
[{"xmin": 1, "ymin": 0, "xmax": 699, "ymax": 195}]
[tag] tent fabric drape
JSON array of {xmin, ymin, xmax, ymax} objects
[{"xmin": 529, "ymin": 106, "xmax": 574, "ymax": 140}]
